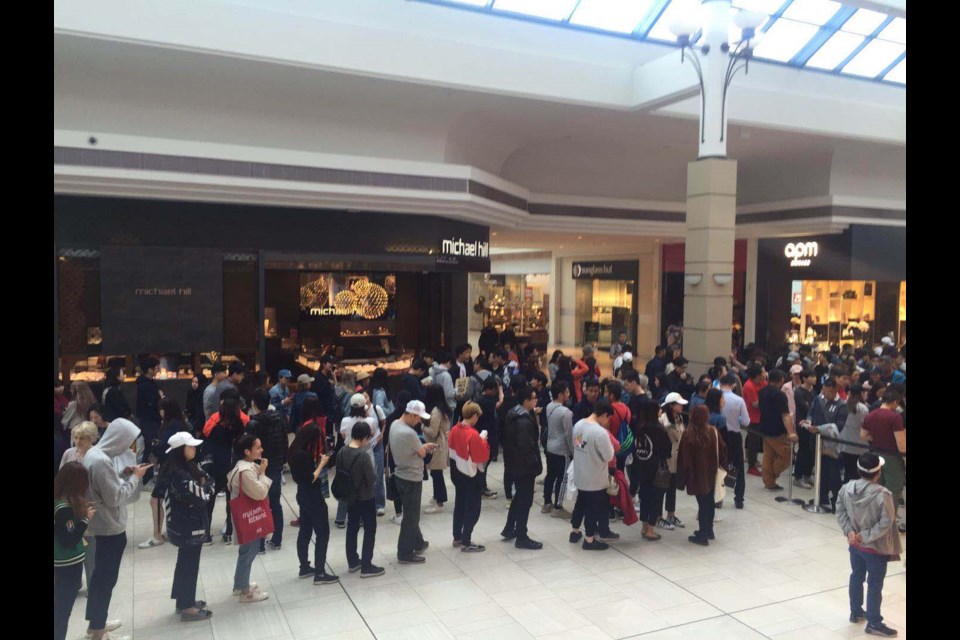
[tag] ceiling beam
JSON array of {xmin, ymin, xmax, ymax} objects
[
  {"xmin": 840, "ymin": 0, "xmax": 906, "ymax": 18},
  {"xmin": 631, "ymin": 52, "xmax": 700, "ymax": 111}
]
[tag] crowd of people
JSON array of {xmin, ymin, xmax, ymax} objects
[{"xmin": 53, "ymin": 334, "xmax": 906, "ymax": 639}]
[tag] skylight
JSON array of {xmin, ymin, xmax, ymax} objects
[
  {"xmin": 840, "ymin": 8, "xmax": 888, "ymax": 36},
  {"xmin": 753, "ymin": 19, "xmax": 820, "ymax": 62},
  {"xmin": 569, "ymin": 0, "xmax": 657, "ymax": 34},
  {"xmin": 782, "ymin": 0, "xmax": 842, "ymax": 26},
  {"xmin": 884, "ymin": 58, "xmax": 905, "ymax": 84},
  {"xmin": 841, "ymin": 38, "xmax": 905, "ymax": 77},
  {"xmin": 805, "ymin": 31, "xmax": 864, "ymax": 70},
  {"xmin": 492, "ymin": 0, "xmax": 578, "ymax": 21}
]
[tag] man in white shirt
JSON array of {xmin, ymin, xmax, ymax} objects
[
  {"xmin": 720, "ymin": 374, "xmax": 750, "ymax": 509},
  {"xmin": 572, "ymin": 399, "xmax": 617, "ymax": 551}
]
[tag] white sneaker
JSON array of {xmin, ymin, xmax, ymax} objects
[
  {"xmin": 137, "ymin": 536, "xmax": 165, "ymax": 549},
  {"xmin": 390, "ymin": 514, "xmax": 403, "ymax": 525},
  {"xmin": 428, "ymin": 498, "xmax": 437, "ymax": 506},
  {"xmin": 85, "ymin": 620, "xmax": 122, "ymax": 637},
  {"xmin": 239, "ymin": 589, "xmax": 269, "ymax": 603},
  {"xmin": 233, "ymin": 582, "xmax": 258, "ymax": 596},
  {"xmin": 93, "ymin": 634, "xmax": 130, "ymax": 640},
  {"xmin": 714, "ymin": 515, "xmax": 724, "ymax": 523},
  {"xmin": 425, "ymin": 505, "xmax": 444, "ymax": 514},
  {"xmin": 377, "ymin": 508, "xmax": 386, "ymax": 516},
  {"xmin": 655, "ymin": 517, "xmax": 675, "ymax": 531}
]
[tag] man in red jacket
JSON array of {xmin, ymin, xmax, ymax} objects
[{"xmin": 448, "ymin": 402, "xmax": 491, "ymax": 552}]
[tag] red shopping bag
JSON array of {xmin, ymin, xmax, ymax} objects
[{"xmin": 230, "ymin": 491, "xmax": 275, "ymax": 545}]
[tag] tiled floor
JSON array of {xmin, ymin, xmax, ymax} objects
[{"xmin": 67, "ymin": 461, "xmax": 906, "ymax": 639}]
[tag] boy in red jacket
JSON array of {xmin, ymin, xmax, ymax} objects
[{"xmin": 448, "ymin": 402, "xmax": 491, "ymax": 552}]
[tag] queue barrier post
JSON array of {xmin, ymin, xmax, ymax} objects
[
  {"xmin": 775, "ymin": 442, "xmax": 806, "ymax": 506},
  {"xmin": 802, "ymin": 431, "xmax": 829, "ymax": 514}
]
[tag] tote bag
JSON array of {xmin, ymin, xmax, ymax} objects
[
  {"xmin": 230, "ymin": 482, "xmax": 275, "ymax": 545},
  {"xmin": 713, "ymin": 431, "xmax": 727, "ymax": 503}
]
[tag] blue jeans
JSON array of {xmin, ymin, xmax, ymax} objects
[
  {"xmin": 336, "ymin": 499, "xmax": 348, "ymax": 524},
  {"xmin": 260, "ymin": 467, "xmax": 283, "ymax": 550},
  {"xmin": 374, "ymin": 441, "xmax": 386, "ymax": 510},
  {"xmin": 233, "ymin": 539, "xmax": 260, "ymax": 591},
  {"xmin": 849, "ymin": 546, "xmax": 888, "ymax": 625}
]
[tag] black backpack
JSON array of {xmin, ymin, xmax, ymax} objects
[{"xmin": 330, "ymin": 451, "xmax": 359, "ymax": 505}]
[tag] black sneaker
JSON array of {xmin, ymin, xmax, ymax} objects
[
  {"xmin": 265, "ymin": 541, "xmax": 281, "ymax": 551},
  {"xmin": 735, "ymin": 501, "xmax": 744, "ymax": 509},
  {"xmin": 765, "ymin": 484, "xmax": 785, "ymax": 492},
  {"xmin": 482, "ymin": 490, "xmax": 498, "ymax": 499},
  {"xmin": 461, "ymin": 543, "xmax": 486, "ymax": 553},
  {"xmin": 688, "ymin": 535, "xmax": 709, "ymax": 546},
  {"xmin": 582, "ymin": 539, "xmax": 609, "ymax": 551},
  {"xmin": 398, "ymin": 554, "xmax": 426, "ymax": 564},
  {"xmin": 599, "ymin": 531, "xmax": 620, "ymax": 541},
  {"xmin": 298, "ymin": 565, "xmax": 315, "ymax": 579},
  {"xmin": 865, "ymin": 622, "xmax": 898, "ymax": 636},
  {"xmin": 258, "ymin": 547, "xmax": 266, "ymax": 556},
  {"xmin": 501, "ymin": 529, "xmax": 517, "ymax": 541},
  {"xmin": 176, "ymin": 600, "xmax": 208, "ymax": 614},
  {"xmin": 348, "ymin": 563, "xmax": 362, "ymax": 573},
  {"xmin": 335, "ymin": 521, "xmax": 346, "ymax": 529},
  {"xmin": 850, "ymin": 611, "xmax": 866, "ymax": 623},
  {"xmin": 515, "ymin": 538, "xmax": 543, "ymax": 550},
  {"xmin": 222, "ymin": 534, "xmax": 232, "ymax": 544},
  {"xmin": 415, "ymin": 541, "xmax": 430, "ymax": 554},
  {"xmin": 202, "ymin": 534, "xmax": 213, "ymax": 546},
  {"xmin": 569, "ymin": 531, "xmax": 583, "ymax": 544},
  {"xmin": 314, "ymin": 572, "xmax": 340, "ymax": 585},
  {"xmin": 361, "ymin": 564, "xmax": 386, "ymax": 578},
  {"xmin": 693, "ymin": 530, "xmax": 716, "ymax": 541},
  {"xmin": 715, "ymin": 501, "xmax": 723, "ymax": 509}
]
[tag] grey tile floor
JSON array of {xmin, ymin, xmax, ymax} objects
[{"xmin": 67, "ymin": 460, "xmax": 906, "ymax": 639}]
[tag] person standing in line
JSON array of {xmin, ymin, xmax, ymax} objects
[
  {"xmin": 389, "ymin": 400, "xmax": 438, "ymax": 564},
  {"xmin": 476, "ymin": 378, "xmax": 502, "ymax": 496},
  {"xmin": 657, "ymin": 393, "xmax": 688, "ymax": 530},
  {"xmin": 644, "ymin": 345, "xmax": 668, "ymax": 398},
  {"xmin": 610, "ymin": 330, "xmax": 629, "ymax": 360},
  {"xmin": 158, "ymin": 432, "xmax": 214, "ymax": 621},
  {"xmin": 860, "ymin": 390, "xmax": 906, "ymax": 518},
  {"xmin": 247, "ymin": 390, "xmax": 287, "ymax": 552},
  {"xmin": 287, "ymin": 421, "xmax": 336, "ymax": 584},
  {"xmin": 102, "ymin": 367, "xmax": 132, "ymax": 424},
  {"xmin": 631, "ymin": 402, "xmax": 671, "ymax": 541},
  {"xmin": 573, "ymin": 378, "xmax": 601, "ymax": 422},
  {"xmin": 226, "ymin": 434, "xmax": 271, "ymax": 603},
  {"xmin": 430, "ymin": 352, "xmax": 458, "ymax": 415},
  {"xmin": 55, "ymin": 378, "xmax": 70, "ymax": 423},
  {"xmin": 138, "ymin": 396, "xmax": 187, "ymax": 550},
  {"xmin": 185, "ymin": 375, "xmax": 208, "ymax": 436},
  {"xmin": 572, "ymin": 399, "xmax": 617, "ymax": 551},
  {"xmin": 339, "ymin": 421, "xmax": 386, "ymax": 578},
  {"xmin": 807, "ymin": 377, "xmax": 849, "ymax": 511},
  {"xmin": 202, "ymin": 391, "xmax": 247, "ymax": 544},
  {"xmin": 370, "ymin": 367, "xmax": 393, "ymax": 516},
  {"xmin": 268, "ymin": 369, "xmax": 295, "ymax": 431},
  {"xmin": 840, "ymin": 384, "xmax": 871, "ymax": 484},
  {"xmin": 54, "ymin": 462, "xmax": 95, "ymax": 640},
  {"xmin": 83, "ymin": 418, "xmax": 152, "ymax": 640},
  {"xmin": 836, "ymin": 453, "xmax": 902, "ymax": 637},
  {"xmin": 449, "ymin": 402, "xmax": 491, "ymax": 552},
  {"xmin": 59, "ymin": 421, "xmax": 100, "ymax": 594},
  {"xmin": 401, "ymin": 360, "xmax": 428, "ymax": 403},
  {"xmin": 135, "ymin": 357, "xmax": 163, "ymax": 475},
  {"xmin": 742, "ymin": 364, "xmax": 767, "ymax": 476},
  {"xmin": 542, "ymin": 381, "xmax": 574, "ymax": 517},
  {"xmin": 719, "ymin": 374, "xmax": 750, "ymax": 509},
  {"xmin": 758, "ymin": 369, "xmax": 798, "ymax": 491},
  {"xmin": 501, "ymin": 386, "xmax": 545, "ymax": 550},
  {"xmin": 202, "ymin": 364, "xmax": 228, "ymax": 420},
  {"xmin": 423, "ymin": 384, "xmax": 452, "ymax": 515},
  {"xmin": 336, "ymin": 394, "xmax": 380, "ymax": 528},
  {"xmin": 384, "ymin": 391, "xmax": 413, "ymax": 523},
  {"xmin": 312, "ymin": 354, "xmax": 342, "ymax": 427},
  {"xmin": 792, "ymin": 368, "xmax": 818, "ymax": 488},
  {"xmin": 677, "ymin": 405, "xmax": 727, "ymax": 546},
  {"xmin": 63, "ymin": 381, "xmax": 97, "ymax": 433}
]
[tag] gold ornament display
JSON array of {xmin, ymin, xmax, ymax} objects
[
  {"xmin": 300, "ymin": 276, "xmax": 330, "ymax": 308},
  {"xmin": 334, "ymin": 290, "xmax": 356, "ymax": 314},
  {"xmin": 354, "ymin": 282, "xmax": 389, "ymax": 319}
]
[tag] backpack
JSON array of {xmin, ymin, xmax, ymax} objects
[
  {"xmin": 469, "ymin": 374, "xmax": 486, "ymax": 404},
  {"xmin": 330, "ymin": 451, "xmax": 360, "ymax": 505}
]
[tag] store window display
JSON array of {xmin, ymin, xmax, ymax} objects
[{"xmin": 469, "ymin": 274, "xmax": 549, "ymax": 349}]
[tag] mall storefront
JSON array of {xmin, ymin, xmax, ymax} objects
[
  {"xmin": 54, "ymin": 195, "xmax": 488, "ymax": 403},
  {"xmin": 756, "ymin": 225, "xmax": 906, "ymax": 352}
]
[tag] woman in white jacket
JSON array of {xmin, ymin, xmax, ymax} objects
[
  {"xmin": 658, "ymin": 393, "xmax": 688, "ymax": 530},
  {"xmin": 227, "ymin": 433, "xmax": 272, "ymax": 603}
]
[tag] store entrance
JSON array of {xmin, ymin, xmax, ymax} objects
[
  {"xmin": 575, "ymin": 278, "xmax": 636, "ymax": 350},
  {"xmin": 789, "ymin": 279, "xmax": 881, "ymax": 350}
]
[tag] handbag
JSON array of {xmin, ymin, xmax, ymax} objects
[
  {"xmin": 229, "ymin": 474, "xmax": 275, "ymax": 546},
  {"xmin": 714, "ymin": 431, "xmax": 727, "ymax": 503},
  {"xmin": 606, "ymin": 473, "xmax": 620, "ymax": 497},
  {"xmin": 384, "ymin": 445, "xmax": 399, "ymax": 501},
  {"xmin": 654, "ymin": 460, "xmax": 672, "ymax": 490}
]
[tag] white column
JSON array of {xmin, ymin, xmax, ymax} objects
[{"xmin": 699, "ymin": 0, "xmax": 732, "ymax": 158}]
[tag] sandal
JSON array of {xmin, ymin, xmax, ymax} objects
[{"xmin": 642, "ymin": 533, "xmax": 662, "ymax": 541}]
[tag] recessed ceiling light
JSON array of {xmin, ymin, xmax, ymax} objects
[
  {"xmin": 559, "ymin": 245, "xmax": 565, "ymax": 248},
  {"xmin": 577, "ymin": 236, "xmax": 583, "ymax": 240},
  {"xmin": 492, "ymin": 231, "xmax": 498, "ymax": 236}
]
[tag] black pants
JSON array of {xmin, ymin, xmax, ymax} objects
[
  {"xmin": 451, "ymin": 464, "xmax": 482, "ymax": 545},
  {"xmin": 260, "ymin": 467, "xmax": 283, "ymax": 550},
  {"xmin": 695, "ymin": 493, "xmax": 716, "ymax": 538},
  {"xmin": 726, "ymin": 431, "xmax": 745, "ymax": 504},
  {"xmin": 746, "ymin": 425, "xmax": 762, "ymax": 467},
  {"xmin": 488, "ymin": 426, "xmax": 500, "ymax": 461},
  {"xmin": 171, "ymin": 545, "xmax": 202, "ymax": 610},
  {"xmin": 395, "ymin": 477, "xmax": 425, "ymax": 558},
  {"xmin": 820, "ymin": 455, "xmax": 842, "ymax": 508},
  {"xmin": 664, "ymin": 473, "xmax": 678, "ymax": 513},
  {"xmin": 346, "ymin": 499, "xmax": 377, "ymax": 568},
  {"xmin": 504, "ymin": 475, "xmax": 535, "ymax": 539},
  {"xmin": 141, "ymin": 421, "xmax": 160, "ymax": 484},
  {"xmin": 842, "ymin": 452, "xmax": 862, "ymax": 484},
  {"xmin": 580, "ymin": 489, "xmax": 610, "ymax": 538},
  {"xmin": 207, "ymin": 473, "xmax": 233, "ymax": 536},
  {"xmin": 503, "ymin": 470, "xmax": 515, "ymax": 500},
  {"xmin": 543, "ymin": 452, "xmax": 567, "ymax": 507},
  {"xmin": 297, "ymin": 488, "xmax": 330, "ymax": 574},
  {"xmin": 637, "ymin": 482, "xmax": 665, "ymax": 526},
  {"xmin": 86, "ymin": 532, "xmax": 127, "ymax": 630},
  {"xmin": 54, "ymin": 562, "xmax": 83, "ymax": 640},
  {"xmin": 430, "ymin": 469, "xmax": 448, "ymax": 505},
  {"xmin": 794, "ymin": 426, "xmax": 815, "ymax": 479}
]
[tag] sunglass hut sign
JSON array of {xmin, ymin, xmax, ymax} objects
[{"xmin": 784, "ymin": 241, "xmax": 818, "ymax": 267}]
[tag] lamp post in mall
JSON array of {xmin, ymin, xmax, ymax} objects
[{"xmin": 668, "ymin": 0, "xmax": 765, "ymax": 375}]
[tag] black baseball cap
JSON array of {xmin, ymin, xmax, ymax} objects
[
  {"xmin": 211, "ymin": 363, "xmax": 227, "ymax": 374},
  {"xmin": 320, "ymin": 354, "xmax": 339, "ymax": 365},
  {"xmin": 228, "ymin": 362, "xmax": 246, "ymax": 376}
]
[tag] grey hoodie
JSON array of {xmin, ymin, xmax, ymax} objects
[
  {"xmin": 83, "ymin": 418, "xmax": 142, "ymax": 536},
  {"xmin": 836, "ymin": 478, "xmax": 903, "ymax": 557}
]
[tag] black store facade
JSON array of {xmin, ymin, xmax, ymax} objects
[
  {"xmin": 55, "ymin": 195, "xmax": 488, "ymax": 401},
  {"xmin": 756, "ymin": 225, "xmax": 906, "ymax": 352}
]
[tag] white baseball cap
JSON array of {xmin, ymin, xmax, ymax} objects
[
  {"xmin": 660, "ymin": 392, "xmax": 689, "ymax": 407},
  {"xmin": 166, "ymin": 431, "xmax": 203, "ymax": 454},
  {"xmin": 297, "ymin": 373, "xmax": 315, "ymax": 384},
  {"xmin": 405, "ymin": 400, "xmax": 432, "ymax": 420},
  {"xmin": 881, "ymin": 336, "xmax": 895, "ymax": 346},
  {"xmin": 350, "ymin": 393, "xmax": 367, "ymax": 408},
  {"xmin": 790, "ymin": 364, "xmax": 804, "ymax": 375},
  {"xmin": 623, "ymin": 352, "xmax": 633, "ymax": 362}
]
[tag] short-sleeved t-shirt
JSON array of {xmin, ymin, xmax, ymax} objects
[
  {"xmin": 388, "ymin": 419, "xmax": 424, "ymax": 483},
  {"xmin": 758, "ymin": 385, "xmax": 790, "ymax": 437},
  {"xmin": 743, "ymin": 379, "xmax": 765, "ymax": 424},
  {"xmin": 862, "ymin": 408, "xmax": 904, "ymax": 453}
]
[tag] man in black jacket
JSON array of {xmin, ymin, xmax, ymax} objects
[
  {"xmin": 248, "ymin": 390, "xmax": 287, "ymax": 552},
  {"xmin": 401, "ymin": 360, "xmax": 428, "ymax": 403},
  {"xmin": 645, "ymin": 345, "xmax": 668, "ymax": 397},
  {"xmin": 665, "ymin": 357, "xmax": 696, "ymax": 401},
  {"xmin": 312, "ymin": 355, "xmax": 341, "ymax": 426},
  {"xmin": 501, "ymin": 386, "xmax": 544, "ymax": 550}
]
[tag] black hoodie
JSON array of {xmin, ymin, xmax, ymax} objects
[{"xmin": 247, "ymin": 409, "xmax": 287, "ymax": 467}]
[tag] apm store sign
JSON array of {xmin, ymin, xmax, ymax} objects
[{"xmin": 784, "ymin": 241, "xmax": 818, "ymax": 267}]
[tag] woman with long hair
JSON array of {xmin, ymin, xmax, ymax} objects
[
  {"xmin": 335, "ymin": 395, "xmax": 380, "ymax": 528},
  {"xmin": 657, "ymin": 393, "xmax": 688, "ymax": 530},
  {"xmin": 158, "ymin": 432, "xmax": 214, "ymax": 621},
  {"xmin": 631, "ymin": 402, "xmax": 671, "ymax": 541},
  {"xmin": 423, "ymin": 384, "xmax": 451, "ymax": 514},
  {"xmin": 840, "ymin": 383, "xmax": 871, "ymax": 484},
  {"xmin": 677, "ymin": 405, "xmax": 727, "ymax": 546},
  {"xmin": 369, "ymin": 368, "xmax": 392, "ymax": 515},
  {"xmin": 139, "ymin": 397, "xmax": 189, "ymax": 550},
  {"xmin": 54, "ymin": 462, "xmax": 96, "ymax": 640},
  {"xmin": 87, "ymin": 404, "xmax": 109, "ymax": 437},
  {"xmin": 548, "ymin": 350, "xmax": 564, "ymax": 384},
  {"xmin": 101, "ymin": 367, "xmax": 131, "ymax": 423},
  {"xmin": 185, "ymin": 374, "xmax": 209, "ymax": 435},
  {"xmin": 63, "ymin": 381, "xmax": 97, "ymax": 432},
  {"xmin": 226, "ymin": 433, "xmax": 271, "ymax": 603},
  {"xmin": 288, "ymin": 421, "xmax": 335, "ymax": 583},
  {"xmin": 60, "ymin": 421, "xmax": 101, "ymax": 594},
  {"xmin": 384, "ymin": 390, "xmax": 412, "ymax": 524},
  {"xmin": 205, "ymin": 395, "xmax": 245, "ymax": 544}
]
